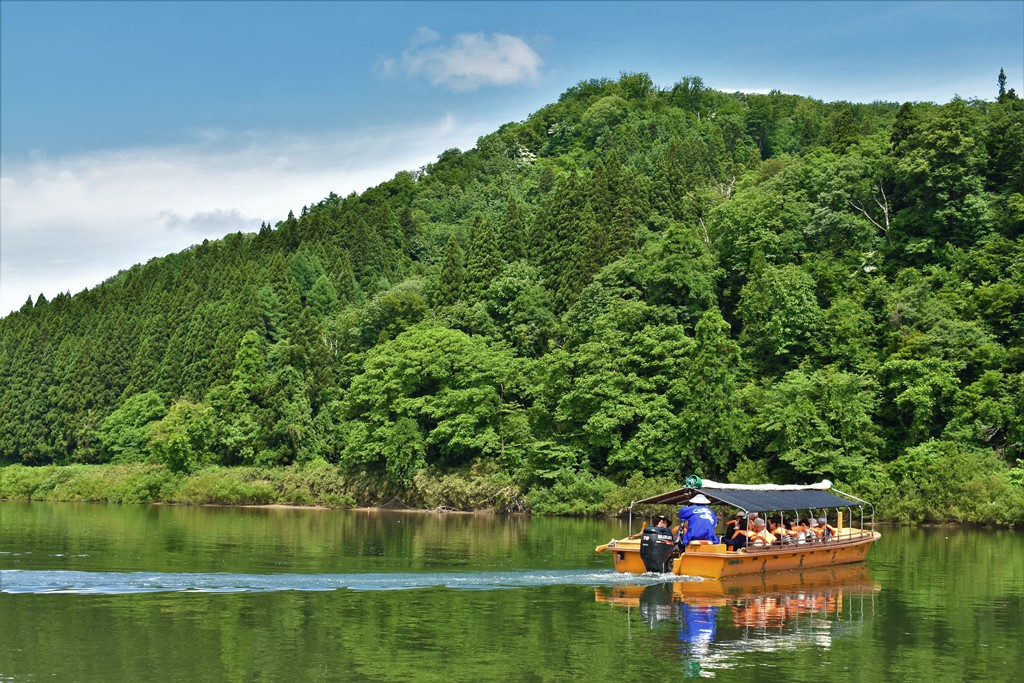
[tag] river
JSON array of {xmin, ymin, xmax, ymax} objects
[{"xmin": 0, "ymin": 502, "xmax": 1020, "ymax": 681}]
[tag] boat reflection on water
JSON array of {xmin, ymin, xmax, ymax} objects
[{"xmin": 595, "ymin": 564, "xmax": 880, "ymax": 677}]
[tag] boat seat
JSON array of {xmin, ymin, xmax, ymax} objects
[{"xmin": 687, "ymin": 541, "xmax": 727, "ymax": 554}]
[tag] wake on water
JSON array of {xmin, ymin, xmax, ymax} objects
[{"xmin": 0, "ymin": 568, "xmax": 699, "ymax": 595}]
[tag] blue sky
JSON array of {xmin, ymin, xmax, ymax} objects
[{"xmin": 2, "ymin": 0, "xmax": 1022, "ymax": 316}]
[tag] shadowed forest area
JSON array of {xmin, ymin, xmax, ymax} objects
[{"xmin": 2, "ymin": 71, "xmax": 1022, "ymax": 522}]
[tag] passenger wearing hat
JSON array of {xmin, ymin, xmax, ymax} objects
[
  {"xmin": 805, "ymin": 517, "xmax": 821, "ymax": 542},
  {"xmin": 817, "ymin": 516, "xmax": 836, "ymax": 541},
  {"xmin": 723, "ymin": 511, "xmax": 748, "ymax": 550},
  {"xmin": 677, "ymin": 493, "xmax": 719, "ymax": 550},
  {"xmin": 652, "ymin": 514, "xmax": 672, "ymax": 529},
  {"xmin": 746, "ymin": 517, "xmax": 776, "ymax": 546}
]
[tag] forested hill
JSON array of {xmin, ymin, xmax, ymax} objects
[{"xmin": 2, "ymin": 73, "xmax": 1023, "ymax": 521}]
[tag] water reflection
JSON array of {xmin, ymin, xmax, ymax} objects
[
  {"xmin": 595, "ymin": 565, "xmax": 881, "ymax": 677},
  {"xmin": 0, "ymin": 502, "xmax": 621, "ymax": 574}
]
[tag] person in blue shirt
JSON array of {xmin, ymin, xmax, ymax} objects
[{"xmin": 678, "ymin": 493, "xmax": 719, "ymax": 549}]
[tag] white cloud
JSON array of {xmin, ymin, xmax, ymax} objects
[
  {"xmin": 393, "ymin": 30, "xmax": 543, "ymax": 92},
  {"xmin": 158, "ymin": 208, "xmax": 254, "ymax": 235},
  {"xmin": 374, "ymin": 56, "xmax": 397, "ymax": 76},
  {"xmin": 0, "ymin": 114, "xmax": 491, "ymax": 316},
  {"xmin": 410, "ymin": 26, "xmax": 442, "ymax": 47}
]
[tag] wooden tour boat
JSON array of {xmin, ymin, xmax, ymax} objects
[{"xmin": 596, "ymin": 478, "xmax": 880, "ymax": 579}]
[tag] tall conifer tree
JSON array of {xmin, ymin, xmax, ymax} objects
[
  {"xmin": 465, "ymin": 215, "xmax": 503, "ymax": 295},
  {"xmin": 435, "ymin": 235, "xmax": 465, "ymax": 306},
  {"xmin": 500, "ymin": 192, "xmax": 528, "ymax": 261}
]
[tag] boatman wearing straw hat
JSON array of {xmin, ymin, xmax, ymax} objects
[{"xmin": 677, "ymin": 494, "xmax": 719, "ymax": 550}]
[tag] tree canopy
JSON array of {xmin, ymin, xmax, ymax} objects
[{"xmin": 2, "ymin": 71, "xmax": 1022, "ymax": 521}]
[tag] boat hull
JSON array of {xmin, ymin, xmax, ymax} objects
[{"xmin": 600, "ymin": 529, "xmax": 880, "ymax": 579}]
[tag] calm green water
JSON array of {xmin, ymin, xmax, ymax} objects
[{"xmin": 1, "ymin": 502, "xmax": 1021, "ymax": 682}]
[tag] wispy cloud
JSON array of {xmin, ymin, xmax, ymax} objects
[
  {"xmin": 382, "ymin": 29, "xmax": 543, "ymax": 92},
  {"xmin": 0, "ymin": 114, "xmax": 492, "ymax": 316},
  {"xmin": 158, "ymin": 208, "xmax": 254, "ymax": 236}
]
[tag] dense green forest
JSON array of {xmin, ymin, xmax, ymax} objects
[{"xmin": 2, "ymin": 72, "xmax": 1023, "ymax": 522}]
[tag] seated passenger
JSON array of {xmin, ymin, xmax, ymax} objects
[
  {"xmin": 778, "ymin": 519, "xmax": 800, "ymax": 544},
  {"xmin": 790, "ymin": 519, "xmax": 809, "ymax": 544},
  {"xmin": 768, "ymin": 519, "xmax": 787, "ymax": 543},
  {"xmin": 652, "ymin": 514, "xmax": 672, "ymax": 529},
  {"xmin": 723, "ymin": 512, "xmax": 748, "ymax": 551},
  {"xmin": 746, "ymin": 517, "xmax": 776, "ymax": 547},
  {"xmin": 725, "ymin": 511, "xmax": 745, "ymax": 532},
  {"xmin": 817, "ymin": 517, "xmax": 837, "ymax": 540}
]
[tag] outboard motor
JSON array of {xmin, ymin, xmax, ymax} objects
[{"xmin": 639, "ymin": 526, "xmax": 676, "ymax": 573}]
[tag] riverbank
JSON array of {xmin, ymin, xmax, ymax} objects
[
  {"xmin": 0, "ymin": 461, "xmax": 658, "ymax": 516},
  {"xmin": 0, "ymin": 463, "xmax": 354, "ymax": 508},
  {"xmin": 0, "ymin": 462, "xmax": 526, "ymax": 512},
  {"xmin": 1, "ymin": 462, "xmax": 1022, "ymax": 524}
]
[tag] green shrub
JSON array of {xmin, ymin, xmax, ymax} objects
[
  {"xmin": 46, "ymin": 467, "xmax": 111, "ymax": 502},
  {"xmin": 29, "ymin": 466, "xmax": 79, "ymax": 499},
  {"xmin": 339, "ymin": 470, "xmax": 411, "ymax": 507},
  {"xmin": 268, "ymin": 461, "xmax": 355, "ymax": 507},
  {"xmin": 412, "ymin": 460, "xmax": 525, "ymax": 511},
  {"xmin": 526, "ymin": 469, "xmax": 616, "ymax": 515},
  {"xmin": 878, "ymin": 440, "xmax": 1024, "ymax": 524},
  {"xmin": 0, "ymin": 465, "xmax": 57, "ymax": 499},
  {"xmin": 0, "ymin": 464, "xmax": 182, "ymax": 504},
  {"xmin": 172, "ymin": 467, "xmax": 275, "ymax": 505},
  {"xmin": 727, "ymin": 457, "xmax": 773, "ymax": 485},
  {"xmin": 108, "ymin": 467, "xmax": 182, "ymax": 503},
  {"xmin": 600, "ymin": 472, "xmax": 679, "ymax": 515}
]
